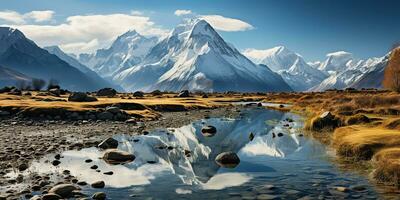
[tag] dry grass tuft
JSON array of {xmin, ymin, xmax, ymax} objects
[
  {"xmin": 373, "ymin": 148, "xmax": 400, "ymax": 186},
  {"xmin": 333, "ymin": 126, "xmax": 400, "ymax": 160}
]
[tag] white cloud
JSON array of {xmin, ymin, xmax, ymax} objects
[
  {"xmin": 0, "ymin": 10, "xmax": 55, "ymax": 24},
  {"xmin": 6, "ymin": 13, "xmax": 169, "ymax": 54},
  {"xmin": 200, "ymin": 15, "xmax": 254, "ymax": 32},
  {"xmin": 0, "ymin": 10, "xmax": 25, "ymax": 24},
  {"xmin": 24, "ymin": 10, "xmax": 55, "ymax": 22},
  {"xmin": 131, "ymin": 10, "xmax": 144, "ymax": 16},
  {"xmin": 174, "ymin": 9, "xmax": 192, "ymax": 16}
]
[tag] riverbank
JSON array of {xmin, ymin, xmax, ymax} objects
[
  {"xmin": 0, "ymin": 107, "xmax": 240, "ymax": 199},
  {"xmin": 263, "ymin": 90, "xmax": 400, "ymax": 187}
]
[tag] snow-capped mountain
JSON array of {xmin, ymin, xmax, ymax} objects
[
  {"xmin": 0, "ymin": 27, "xmax": 107, "ymax": 91},
  {"xmin": 44, "ymin": 46, "xmax": 122, "ymax": 91},
  {"xmin": 244, "ymin": 46, "xmax": 327, "ymax": 91},
  {"xmin": 79, "ymin": 30, "xmax": 158, "ymax": 78},
  {"xmin": 113, "ymin": 19, "xmax": 292, "ymax": 92},
  {"xmin": 318, "ymin": 51, "xmax": 355, "ymax": 73},
  {"xmin": 243, "ymin": 46, "xmax": 301, "ymax": 72},
  {"xmin": 310, "ymin": 53, "xmax": 389, "ymax": 91},
  {"xmin": 350, "ymin": 55, "xmax": 389, "ymax": 89}
]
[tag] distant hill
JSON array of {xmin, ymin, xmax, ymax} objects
[
  {"xmin": 0, "ymin": 27, "xmax": 113, "ymax": 92},
  {"xmin": 0, "ymin": 65, "xmax": 32, "ymax": 87}
]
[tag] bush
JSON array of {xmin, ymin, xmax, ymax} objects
[
  {"xmin": 32, "ymin": 78, "xmax": 46, "ymax": 91},
  {"xmin": 47, "ymin": 79, "xmax": 60, "ymax": 90}
]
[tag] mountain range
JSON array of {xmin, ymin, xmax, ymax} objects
[
  {"xmin": 101, "ymin": 19, "xmax": 291, "ymax": 92},
  {"xmin": 245, "ymin": 46, "xmax": 389, "ymax": 91},
  {"xmin": 0, "ymin": 27, "xmax": 115, "ymax": 91},
  {"xmin": 0, "ymin": 19, "xmax": 390, "ymax": 92}
]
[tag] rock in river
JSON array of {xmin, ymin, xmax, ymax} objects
[
  {"xmin": 92, "ymin": 192, "xmax": 106, "ymax": 200},
  {"xmin": 41, "ymin": 193, "xmax": 62, "ymax": 200},
  {"xmin": 48, "ymin": 184, "xmax": 80, "ymax": 198},
  {"xmin": 98, "ymin": 137, "xmax": 118, "ymax": 149},
  {"xmin": 201, "ymin": 125, "xmax": 217, "ymax": 137},
  {"xmin": 103, "ymin": 149, "xmax": 135, "ymax": 164},
  {"xmin": 215, "ymin": 152, "xmax": 240, "ymax": 168},
  {"xmin": 91, "ymin": 181, "xmax": 105, "ymax": 188}
]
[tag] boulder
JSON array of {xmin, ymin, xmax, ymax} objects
[
  {"xmin": 346, "ymin": 114, "xmax": 370, "ymax": 125},
  {"xmin": 98, "ymin": 137, "xmax": 118, "ymax": 149},
  {"xmin": 18, "ymin": 163, "xmax": 28, "ymax": 171},
  {"xmin": 0, "ymin": 86, "xmax": 14, "ymax": 93},
  {"xmin": 97, "ymin": 112, "xmax": 113, "ymax": 120},
  {"xmin": 133, "ymin": 91, "xmax": 144, "ymax": 97},
  {"xmin": 308, "ymin": 111, "xmax": 341, "ymax": 131},
  {"xmin": 0, "ymin": 110, "xmax": 10, "ymax": 117},
  {"xmin": 91, "ymin": 181, "xmax": 105, "ymax": 188},
  {"xmin": 103, "ymin": 149, "xmax": 135, "ymax": 164},
  {"xmin": 96, "ymin": 88, "xmax": 117, "ymax": 97},
  {"xmin": 48, "ymin": 88, "xmax": 61, "ymax": 97},
  {"xmin": 105, "ymin": 106, "xmax": 121, "ymax": 114},
  {"xmin": 201, "ymin": 125, "xmax": 217, "ymax": 137},
  {"xmin": 41, "ymin": 193, "xmax": 62, "ymax": 200},
  {"xmin": 8, "ymin": 88, "xmax": 22, "ymax": 95},
  {"xmin": 151, "ymin": 90, "xmax": 162, "ymax": 96},
  {"xmin": 215, "ymin": 152, "xmax": 240, "ymax": 168},
  {"xmin": 92, "ymin": 192, "xmax": 106, "ymax": 200},
  {"xmin": 177, "ymin": 90, "xmax": 190, "ymax": 97},
  {"xmin": 68, "ymin": 92, "xmax": 97, "ymax": 102},
  {"xmin": 125, "ymin": 118, "xmax": 137, "ymax": 125},
  {"xmin": 48, "ymin": 184, "xmax": 80, "ymax": 198}
]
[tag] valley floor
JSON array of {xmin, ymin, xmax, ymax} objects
[{"xmin": 0, "ymin": 90, "xmax": 400, "ymax": 198}]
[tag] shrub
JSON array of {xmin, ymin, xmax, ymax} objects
[{"xmin": 32, "ymin": 78, "xmax": 46, "ymax": 91}]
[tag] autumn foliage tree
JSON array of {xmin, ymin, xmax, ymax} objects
[{"xmin": 383, "ymin": 47, "xmax": 400, "ymax": 92}]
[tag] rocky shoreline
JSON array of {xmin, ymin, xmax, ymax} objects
[{"xmin": 0, "ymin": 107, "xmax": 240, "ymax": 199}]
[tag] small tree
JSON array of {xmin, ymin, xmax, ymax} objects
[
  {"xmin": 47, "ymin": 79, "xmax": 60, "ymax": 90},
  {"xmin": 32, "ymin": 78, "xmax": 46, "ymax": 91},
  {"xmin": 16, "ymin": 80, "xmax": 28, "ymax": 90},
  {"xmin": 383, "ymin": 47, "xmax": 400, "ymax": 92}
]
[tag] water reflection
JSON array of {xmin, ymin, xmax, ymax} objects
[{"xmin": 12, "ymin": 107, "xmax": 380, "ymax": 199}]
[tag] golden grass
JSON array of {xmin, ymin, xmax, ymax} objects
[
  {"xmin": 373, "ymin": 148, "xmax": 400, "ymax": 186},
  {"xmin": 333, "ymin": 126, "xmax": 400, "ymax": 160},
  {"xmin": 0, "ymin": 92, "xmax": 266, "ymax": 119}
]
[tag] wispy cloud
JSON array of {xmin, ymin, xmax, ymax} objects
[
  {"xmin": 200, "ymin": 15, "xmax": 254, "ymax": 32},
  {"xmin": 174, "ymin": 9, "xmax": 192, "ymax": 16},
  {"xmin": 24, "ymin": 10, "xmax": 55, "ymax": 22},
  {"xmin": 174, "ymin": 10, "xmax": 254, "ymax": 32},
  {"xmin": 0, "ymin": 10, "xmax": 54, "ymax": 24},
  {"xmin": 4, "ymin": 12, "xmax": 169, "ymax": 54}
]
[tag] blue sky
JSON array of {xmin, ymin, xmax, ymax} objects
[{"xmin": 1, "ymin": 0, "xmax": 400, "ymax": 61}]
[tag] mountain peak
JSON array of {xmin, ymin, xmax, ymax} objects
[{"xmin": 0, "ymin": 27, "xmax": 26, "ymax": 40}]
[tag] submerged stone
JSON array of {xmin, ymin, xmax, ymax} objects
[{"xmin": 215, "ymin": 151, "xmax": 240, "ymax": 168}]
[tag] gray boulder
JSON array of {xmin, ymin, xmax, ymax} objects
[
  {"xmin": 98, "ymin": 137, "xmax": 118, "ymax": 149},
  {"xmin": 133, "ymin": 91, "xmax": 144, "ymax": 97},
  {"xmin": 215, "ymin": 152, "xmax": 240, "ymax": 168},
  {"xmin": 96, "ymin": 88, "xmax": 117, "ymax": 97},
  {"xmin": 92, "ymin": 192, "xmax": 106, "ymax": 200},
  {"xmin": 177, "ymin": 90, "xmax": 190, "ymax": 97},
  {"xmin": 48, "ymin": 184, "xmax": 80, "ymax": 198},
  {"xmin": 105, "ymin": 106, "xmax": 121, "ymax": 114},
  {"xmin": 97, "ymin": 112, "xmax": 113, "ymax": 120},
  {"xmin": 201, "ymin": 125, "xmax": 217, "ymax": 137},
  {"xmin": 68, "ymin": 92, "xmax": 97, "ymax": 102},
  {"xmin": 103, "ymin": 149, "xmax": 135, "ymax": 164}
]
